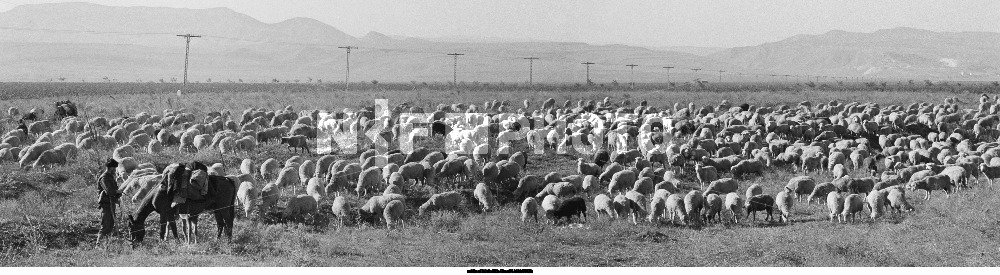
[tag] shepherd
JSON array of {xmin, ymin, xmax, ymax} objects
[{"xmin": 96, "ymin": 158, "xmax": 121, "ymax": 244}]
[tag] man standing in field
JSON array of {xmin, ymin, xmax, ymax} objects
[{"xmin": 96, "ymin": 158, "xmax": 120, "ymax": 244}]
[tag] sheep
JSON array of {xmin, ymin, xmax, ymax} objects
[
  {"xmin": 806, "ymin": 182, "xmax": 836, "ymax": 204},
  {"xmin": 827, "ymin": 192, "xmax": 845, "ymax": 222},
  {"xmin": 730, "ymin": 159, "xmax": 764, "ymax": 178},
  {"xmin": 704, "ymin": 178, "xmax": 739, "ymax": 195},
  {"xmin": 147, "ymin": 140, "xmax": 162, "ymax": 154},
  {"xmin": 236, "ymin": 181, "xmax": 258, "ymax": 217},
  {"xmin": 646, "ymin": 194, "xmax": 667, "ymax": 224},
  {"xmin": 299, "ymin": 159, "xmax": 316, "ymax": 185},
  {"xmin": 398, "ymin": 162, "xmax": 427, "ymax": 185},
  {"xmin": 980, "ymin": 163, "xmax": 1000, "ymax": 189},
  {"xmin": 551, "ymin": 197, "xmax": 587, "ymax": 224},
  {"xmin": 356, "ymin": 167, "xmax": 382, "ymax": 196},
  {"xmin": 258, "ymin": 183, "xmax": 280, "ymax": 213},
  {"xmin": 259, "ymin": 158, "xmax": 279, "ymax": 180},
  {"xmin": 275, "ymin": 166, "xmax": 300, "ymax": 188},
  {"xmin": 654, "ymin": 180, "xmax": 680, "ymax": 194},
  {"xmin": 784, "ymin": 176, "xmax": 816, "ymax": 202},
  {"xmin": 593, "ymin": 194, "xmax": 614, "ymax": 220},
  {"xmin": 683, "ymin": 190, "xmax": 705, "ymax": 225},
  {"xmin": 360, "ymin": 194, "xmax": 406, "ymax": 224},
  {"xmin": 745, "ymin": 183, "xmax": 763, "ymax": 199},
  {"xmin": 841, "ymin": 194, "xmax": 865, "ymax": 223},
  {"xmin": 577, "ymin": 158, "xmax": 601, "ymax": 177},
  {"xmin": 694, "ymin": 163, "xmax": 718, "ymax": 189},
  {"xmin": 775, "ymin": 189, "xmax": 794, "ymax": 224},
  {"xmin": 330, "ymin": 196, "xmax": 352, "ymax": 225},
  {"xmin": 745, "ymin": 194, "xmax": 775, "ymax": 222},
  {"xmin": 283, "ymin": 195, "xmax": 319, "ymax": 220},
  {"xmin": 18, "ymin": 142, "xmax": 53, "ymax": 169},
  {"xmin": 474, "ymin": 182, "xmax": 498, "ymax": 212},
  {"xmin": 306, "ymin": 177, "xmax": 326, "ymax": 201},
  {"xmin": 240, "ymin": 159, "xmax": 254, "ymax": 175},
  {"xmin": 521, "ymin": 197, "xmax": 540, "ymax": 223},
  {"xmin": 724, "ymin": 193, "xmax": 743, "ymax": 224},
  {"xmin": 582, "ymin": 175, "xmax": 599, "ymax": 196},
  {"xmin": 665, "ymin": 193, "xmax": 686, "ymax": 225},
  {"xmin": 702, "ymin": 193, "xmax": 723, "ymax": 224},
  {"xmin": 541, "ymin": 194, "xmax": 560, "ymax": 220},
  {"xmin": 383, "ymin": 200, "xmax": 406, "ymax": 229},
  {"xmin": 832, "ymin": 163, "xmax": 849, "ymax": 179},
  {"xmin": 938, "ymin": 166, "xmax": 969, "ymax": 191},
  {"xmin": 280, "ymin": 135, "xmax": 310, "ymax": 153},
  {"xmin": 865, "ymin": 189, "xmax": 886, "ymax": 221},
  {"xmin": 632, "ymin": 177, "xmax": 654, "ymax": 195},
  {"xmin": 886, "ymin": 188, "xmax": 914, "ymax": 214},
  {"xmin": 314, "ymin": 155, "xmax": 337, "ymax": 178},
  {"xmin": 608, "ymin": 168, "xmax": 637, "ymax": 195},
  {"xmin": 31, "ymin": 149, "xmax": 66, "ymax": 171},
  {"xmin": 418, "ymin": 191, "xmax": 464, "ymax": 215},
  {"xmin": 208, "ymin": 163, "xmax": 225, "ymax": 176},
  {"xmin": 907, "ymin": 174, "xmax": 953, "ymax": 200},
  {"xmin": 513, "ymin": 175, "xmax": 545, "ymax": 199}
]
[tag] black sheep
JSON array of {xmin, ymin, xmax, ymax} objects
[
  {"xmin": 745, "ymin": 194, "xmax": 775, "ymax": 222},
  {"xmin": 551, "ymin": 197, "xmax": 588, "ymax": 224}
]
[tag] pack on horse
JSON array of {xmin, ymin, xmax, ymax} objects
[
  {"xmin": 54, "ymin": 100, "xmax": 78, "ymax": 119},
  {"xmin": 127, "ymin": 162, "xmax": 237, "ymax": 244}
]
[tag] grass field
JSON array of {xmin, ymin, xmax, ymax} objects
[{"xmin": 1, "ymin": 84, "xmax": 999, "ymax": 266}]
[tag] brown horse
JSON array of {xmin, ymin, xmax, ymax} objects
[{"xmin": 127, "ymin": 163, "xmax": 237, "ymax": 244}]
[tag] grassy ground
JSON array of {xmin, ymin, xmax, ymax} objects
[{"xmin": 1, "ymin": 87, "xmax": 1000, "ymax": 266}]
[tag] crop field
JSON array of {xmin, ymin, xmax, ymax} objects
[{"xmin": 1, "ymin": 83, "xmax": 1000, "ymax": 266}]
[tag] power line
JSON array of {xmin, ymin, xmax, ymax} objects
[
  {"xmin": 338, "ymin": 46, "xmax": 357, "ymax": 91},
  {"xmin": 581, "ymin": 62, "xmax": 595, "ymax": 85},
  {"xmin": 663, "ymin": 66, "xmax": 674, "ymax": 83},
  {"xmin": 447, "ymin": 53, "xmax": 463, "ymax": 85},
  {"xmin": 176, "ymin": 34, "xmax": 201, "ymax": 90},
  {"xmin": 626, "ymin": 64, "xmax": 638, "ymax": 89},
  {"xmin": 523, "ymin": 57, "xmax": 539, "ymax": 86}
]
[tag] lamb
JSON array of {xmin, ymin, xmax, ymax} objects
[
  {"xmin": 283, "ymin": 194, "xmax": 319, "ymax": 220},
  {"xmin": 383, "ymin": 200, "xmax": 406, "ymax": 229},
  {"xmin": 745, "ymin": 194, "xmax": 775, "ymax": 222},
  {"xmin": 841, "ymin": 194, "xmax": 865, "ymax": 223},
  {"xmin": 551, "ymin": 197, "xmax": 587, "ymax": 224},
  {"xmin": 683, "ymin": 190, "xmax": 705, "ymax": 225},
  {"xmin": 784, "ymin": 176, "xmax": 816, "ymax": 202},
  {"xmin": 827, "ymin": 191, "xmax": 845, "ymax": 222},
  {"xmin": 886, "ymin": 188, "xmax": 914, "ymax": 214},
  {"xmin": 593, "ymin": 194, "xmax": 614, "ymax": 220},
  {"xmin": 724, "ymin": 192, "xmax": 743, "ymax": 224},
  {"xmin": 865, "ymin": 189, "xmax": 886, "ymax": 221},
  {"xmin": 665, "ymin": 193, "xmax": 686, "ymax": 225},
  {"xmin": 521, "ymin": 197, "xmax": 540, "ymax": 223},
  {"xmin": 647, "ymin": 195, "xmax": 667, "ymax": 224},
  {"xmin": 704, "ymin": 178, "xmax": 739, "ymax": 195},
  {"xmin": 418, "ymin": 191, "xmax": 464, "ymax": 215},
  {"xmin": 694, "ymin": 163, "xmax": 718, "ymax": 189},
  {"xmin": 577, "ymin": 158, "xmax": 601, "ymax": 177},
  {"xmin": 474, "ymin": 182, "xmax": 498, "ymax": 212},
  {"xmin": 745, "ymin": 183, "xmax": 763, "ymax": 199},
  {"xmin": 330, "ymin": 196, "xmax": 352, "ymax": 225},
  {"xmin": 701, "ymin": 193, "xmax": 723, "ymax": 224},
  {"xmin": 907, "ymin": 174, "xmax": 953, "ymax": 200},
  {"xmin": 280, "ymin": 135, "xmax": 310, "ymax": 153},
  {"xmin": 775, "ymin": 189, "xmax": 794, "ymax": 224},
  {"xmin": 236, "ymin": 181, "xmax": 258, "ymax": 217},
  {"xmin": 356, "ymin": 167, "xmax": 382, "ymax": 196}
]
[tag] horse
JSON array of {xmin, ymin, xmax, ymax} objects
[
  {"xmin": 54, "ymin": 100, "xmax": 78, "ymax": 119},
  {"xmin": 127, "ymin": 163, "xmax": 237, "ymax": 244}
]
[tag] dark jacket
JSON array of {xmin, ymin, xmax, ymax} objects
[{"xmin": 97, "ymin": 169, "xmax": 120, "ymax": 205}]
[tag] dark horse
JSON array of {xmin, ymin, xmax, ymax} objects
[{"xmin": 127, "ymin": 163, "xmax": 237, "ymax": 244}]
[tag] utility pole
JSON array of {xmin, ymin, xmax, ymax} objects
[
  {"xmin": 176, "ymin": 34, "xmax": 201, "ymax": 90},
  {"xmin": 691, "ymin": 68, "xmax": 702, "ymax": 81},
  {"xmin": 626, "ymin": 64, "xmax": 638, "ymax": 89},
  {"xmin": 718, "ymin": 70, "xmax": 725, "ymax": 83},
  {"xmin": 523, "ymin": 57, "xmax": 539, "ymax": 86},
  {"xmin": 338, "ymin": 46, "xmax": 357, "ymax": 91},
  {"xmin": 582, "ymin": 62, "xmax": 595, "ymax": 85},
  {"xmin": 447, "ymin": 53, "xmax": 463, "ymax": 86},
  {"xmin": 663, "ymin": 66, "xmax": 674, "ymax": 83}
]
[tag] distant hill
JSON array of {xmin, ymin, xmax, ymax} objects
[
  {"xmin": 0, "ymin": 2, "xmax": 729, "ymax": 83},
  {"xmin": 710, "ymin": 27, "xmax": 1000, "ymax": 80}
]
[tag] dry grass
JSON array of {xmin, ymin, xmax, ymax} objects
[{"xmin": 1, "ymin": 86, "xmax": 999, "ymax": 266}]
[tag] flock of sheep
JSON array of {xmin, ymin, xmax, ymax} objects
[{"xmin": 3, "ymin": 93, "xmax": 1000, "ymax": 233}]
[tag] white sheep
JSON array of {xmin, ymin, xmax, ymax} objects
[
  {"xmin": 841, "ymin": 193, "xmax": 864, "ymax": 223},
  {"xmin": 665, "ymin": 193, "xmax": 686, "ymax": 225},
  {"xmin": 593, "ymin": 194, "xmax": 614, "ymax": 220},
  {"xmin": 807, "ymin": 182, "xmax": 837, "ymax": 204},
  {"xmin": 240, "ymin": 159, "xmax": 255, "ymax": 175},
  {"xmin": 647, "ymin": 195, "xmax": 667, "ymax": 224},
  {"xmin": 259, "ymin": 182, "xmax": 280, "ymax": 213},
  {"xmin": 236, "ymin": 181, "xmax": 258, "ymax": 217},
  {"xmin": 775, "ymin": 189, "xmax": 794, "ymax": 224},
  {"xmin": 383, "ymin": 200, "xmax": 406, "ymax": 229},
  {"xmin": 259, "ymin": 158, "xmax": 279, "ymax": 180},
  {"xmin": 865, "ymin": 189, "xmax": 886, "ymax": 221},
  {"xmin": 306, "ymin": 177, "xmax": 326, "ymax": 202},
  {"xmin": 208, "ymin": 163, "xmax": 225, "ymax": 176},
  {"xmin": 702, "ymin": 193, "xmax": 723, "ymax": 224},
  {"xmin": 521, "ymin": 197, "xmax": 540, "ymax": 223},
  {"xmin": 356, "ymin": 167, "xmax": 382, "ymax": 196},
  {"xmin": 827, "ymin": 192, "xmax": 845, "ymax": 222},
  {"xmin": 705, "ymin": 178, "xmax": 739, "ymax": 195},
  {"xmin": 694, "ymin": 163, "xmax": 718, "ymax": 189},
  {"xmin": 419, "ymin": 191, "xmax": 464, "ymax": 215},
  {"xmin": 542, "ymin": 194, "xmax": 560, "ymax": 220},
  {"xmin": 299, "ymin": 159, "xmax": 316, "ymax": 185},
  {"xmin": 474, "ymin": 182, "xmax": 498, "ymax": 212},
  {"xmin": 886, "ymin": 188, "xmax": 914, "ymax": 215},
  {"xmin": 683, "ymin": 190, "xmax": 704, "ymax": 225},
  {"xmin": 331, "ymin": 196, "xmax": 352, "ymax": 225},
  {"xmin": 723, "ymin": 192, "xmax": 743, "ymax": 224},
  {"xmin": 275, "ymin": 166, "xmax": 299, "ymax": 188},
  {"xmin": 283, "ymin": 194, "xmax": 319, "ymax": 220}
]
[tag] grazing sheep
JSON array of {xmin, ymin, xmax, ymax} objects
[
  {"xmin": 283, "ymin": 195, "xmax": 319, "ymax": 220},
  {"xmin": 647, "ymin": 195, "xmax": 667, "ymax": 224},
  {"xmin": 236, "ymin": 181, "xmax": 258, "ymax": 217},
  {"xmin": 832, "ymin": 163, "xmax": 849, "ymax": 179},
  {"xmin": 665, "ymin": 193, "xmax": 686, "ymax": 225},
  {"xmin": 694, "ymin": 163, "xmax": 718, "ymax": 189},
  {"xmin": 841, "ymin": 194, "xmax": 865, "ymax": 223},
  {"xmin": 632, "ymin": 177, "xmax": 654, "ymax": 195},
  {"xmin": 887, "ymin": 188, "xmax": 914, "ymax": 214},
  {"xmin": 275, "ymin": 167, "xmax": 299, "ymax": 188},
  {"xmin": 306, "ymin": 177, "xmax": 326, "ymax": 201},
  {"xmin": 240, "ymin": 159, "xmax": 254, "ymax": 175},
  {"xmin": 259, "ymin": 183, "xmax": 280, "ymax": 213},
  {"xmin": 593, "ymin": 194, "xmax": 614, "ymax": 219},
  {"xmin": 383, "ymin": 200, "xmax": 406, "ymax": 229},
  {"xmin": 18, "ymin": 142, "xmax": 53, "ymax": 169},
  {"xmin": 785, "ymin": 176, "xmax": 816, "ymax": 202},
  {"xmin": 418, "ymin": 191, "xmax": 464, "ymax": 215},
  {"xmin": 259, "ymin": 158, "xmax": 279, "ymax": 180},
  {"xmin": 775, "ymin": 189, "xmax": 794, "ymax": 223},
  {"xmin": 745, "ymin": 194, "xmax": 775, "ymax": 222},
  {"xmin": 683, "ymin": 190, "xmax": 705, "ymax": 225},
  {"xmin": 541, "ymin": 194, "xmax": 560, "ymax": 220},
  {"xmin": 551, "ymin": 197, "xmax": 587, "ymax": 224},
  {"xmin": 31, "ymin": 149, "xmax": 66, "ymax": 171},
  {"xmin": 474, "ymin": 182, "xmax": 498, "ymax": 212},
  {"xmin": 208, "ymin": 163, "xmax": 225, "ymax": 176},
  {"xmin": 608, "ymin": 169, "xmax": 637, "ymax": 195},
  {"xmin": 705, "ymin": 178, "xmax": 739, "ymax": 195},
  {"xmin": 360, "ymin": 194, "xmax": 407, "ymax": 224},
  {"xmin": 827, "ymin": 192, "xmax": 845, "ymax": 222},
  {"xmin": 577, "ymin": 158, "xmax": 601, "ymax": 177},
  {"xmin": 582, "ymin": 175, "xmax": 599, "ymax": 195},
  {"xmin": 938, "ymin": 166, "xmax": 969, "ymax": 191},
  {"xmin": 280, "ymin": 135, "xmax": 310, "ymax": 153},
  {"xmin": 979, "ymin": 163, "xmax": 1000, "ymax": 189},
  {"xmin": 521, "ymin": 197, "xmax": 540, "ymax": 223},
  {"xmin": 330, "ymin": 196, "xmax": 352, "ymax": 225},
  {"xmin": 807, "ymin": 182, "xmax": 837, "ymax": 204},
  {"xmin": 724, "ymin": 193, "xmax": 743, "ymax": 224},
  {"xmin": 730, "ymin": 159, "xmax": 764, "ymax": 178},
  {"xmin": 299, "ymin": 160, "xmax": 316, "ymax": 185},
  {"xmin": 356, "ymin": 167, "xmax": 382, "ymax": 196},
  {"xmin": 702, "ymin": 193, "xmax": 723, "ymax": 224},
  {"xmin": 865, "ymin": 189, "xmax": 886, "ymax": 221},
  {"xmin": 398, "ymin": 162, "xmax": 427, "ymax": 185},
  {"xmin": 907, "ymin": 174, "xmax": 953, "ymax": 200},
  {"xmin": 513, "ymin": 175, "xmax": 545, "ymax": 199}
]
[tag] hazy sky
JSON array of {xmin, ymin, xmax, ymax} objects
[{"xmin": 1, "ymin": 0, "xmax": 997, "ymax": 47}]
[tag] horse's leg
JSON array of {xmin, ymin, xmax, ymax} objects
[
  {"xmin": 191, "ymin": 216, "xmax": 199, "ymax": 244},
  {"xmin": 215, "ymin": 212, "xmax": 225, "ymax": 239},
  {"xmin": 158, "ymin": 216, "xmax": 168, "ymax": 241}
]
